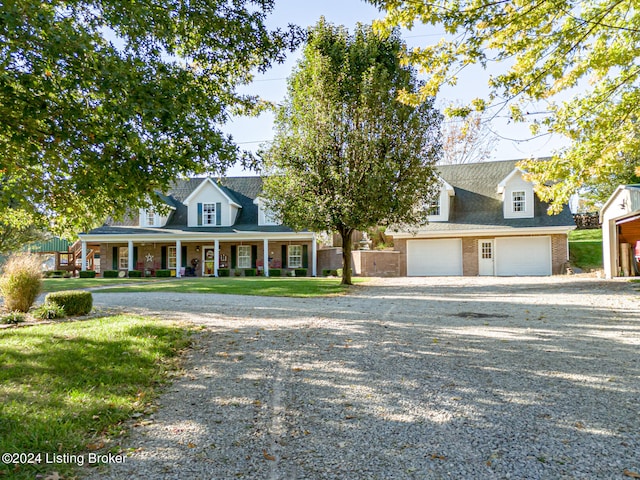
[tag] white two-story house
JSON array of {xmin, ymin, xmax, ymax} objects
[
  {"xmin": 77, "ymin": 177, "xmax": 317, "ymax": 277},
  {"xmin": 388, "ymin": 159, "xmax": 576, "ymax": 276}
]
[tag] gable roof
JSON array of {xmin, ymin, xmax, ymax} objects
[
  {"xmin": 182, "ymin": 177, "xmax": 242, "ymax": 207},
  {"xmin": 417, "ymin": 159, "xmax": 575, "ymax": 232},
  {"xmin": 89, "ymin": 176, "xmax": 299, "ymax": 234}
]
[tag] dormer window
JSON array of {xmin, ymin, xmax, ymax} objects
[
  {"xmin": 202, "ymin": 203, "xmax": 216, "ymax": 225},
  {"xmin": 145, "ymin": 210, "xmax": 156, "ymax": 226},
  {"xmin": 427, "ymin": 200, "xmax": 441, "ymax": 217},
  {"xmin": 512, "ymin": 191, "xmax": 526, "ymax": 213}
]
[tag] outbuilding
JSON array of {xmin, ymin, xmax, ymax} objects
[{"xmin": 600, "ymin": 185, "xmax": 640, "ymax": 278}]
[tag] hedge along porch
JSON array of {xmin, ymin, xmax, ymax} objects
[{"xmin": 82, "ymin": 234, "xmax": 317, "ymax": 278}]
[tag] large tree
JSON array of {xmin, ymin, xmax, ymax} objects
[
  {"xmin": 371, "ymin": 0, "xmax": 640, "ymax": 211},
  {"xmin": 0, "ymin": 0, "xmax": 301, "ymax": 236},
  {"xmin": 260, "ymin": 20, "xmax": 442, "ymax": 285}
]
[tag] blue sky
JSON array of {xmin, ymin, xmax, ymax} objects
[{"xmin": 222, "ymin": 0, "xmax": 567, "ymax": 175}]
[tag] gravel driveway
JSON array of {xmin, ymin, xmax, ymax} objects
[{"xmin": 85, "ymin": 276, "xmax": 639, "ymax": 479}]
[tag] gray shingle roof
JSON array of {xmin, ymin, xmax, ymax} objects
[{"xmin": 423, "ymin": 160, "xmax": 575, "ymax": 232}]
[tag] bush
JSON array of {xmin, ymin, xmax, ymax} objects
[
  {"xmin": 218, "ymin": 268, "xmax": 230, "ymax": 277},
  {"xmin": 243, "ymin": 268, "xmax": 257, "ymax": 277},
  {"xmin": 0, "ymin": 253, "xmax": 42, "ymax": 313},
  {"xmin": 128, "ymin": 270, "xmax": 142, "ymax": 278},
  {"xmin": 79, "ymin": 270, "xmax": 96, "ymax": 278},
  {"xmin": 1, "ymin": 311, "xmax": 26, "ymax": 324},
  {"xmin": 33, "ymin": 303, "xmax": 66, "ymax": 320},
  {"xmin": 295, "ymin": 268, "xmax": 307, "ymax": 277},
  {"xmin": 103, "ymin": 270, "xmax": 119, "ymax": 278},
  {"xmin": 155, "ymin": 269, "xmax": 171, "ymax": 277},
  {"xmin": 268, "ymin": 269, "xmax": 281, "ymax": 277},
  {"xmin": 322, "ymin": 269, "xmax": 338, "ymax": 277},
  {"xmin": 45, "ymin": 290, "xmax": 93, "ymax": 316}
]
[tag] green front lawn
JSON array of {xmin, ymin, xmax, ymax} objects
[
  {"xmin": 97, "ymin": 276, "xmax": 364, "ymax": 297},
  {"xmin": 0, "ymin": 315, "xmax": 190, "ymax": 479},
  {"xmin": 569, "ymin": 228, "xmax": 603, "ymax": 271},
  {"xmin": 42, "ymin": 277, "xmax": 164, "ymax": 293}
]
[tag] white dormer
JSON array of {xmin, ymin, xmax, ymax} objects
[
  {"xmin": 427, "ymin": 178, "xmax": 455, "ymax": 222},
  {"xmin": 183, "ymin": 178, "xmax": 242, "ymax": 227},
  {"xmin": 139, "ymin": 202, "xmax": 174, "ymax": 228},
  {"xmin": 497, "ymin": 168, "xmax": 535, "ymax": 219},
  {"xmin": 253, "ymin": 197, "xmax": 281, "ymax": 226}
]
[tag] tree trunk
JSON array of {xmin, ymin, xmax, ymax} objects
[{"xmin": 339, "ymin": 228, "xmax": 354, "ymax": 286}]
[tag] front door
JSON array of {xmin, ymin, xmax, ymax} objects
[
  {"xmin": 203, "ymin": 247, "xmax": 216, "ymax": 276},
  {"xmin": 478, "ymin": 239, "xmax": 495, "ymax": 276}
]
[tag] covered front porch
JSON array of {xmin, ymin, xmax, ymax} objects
[{"xmin": 76, "ymin": 232, "xmax": 318, "ymax": 278}]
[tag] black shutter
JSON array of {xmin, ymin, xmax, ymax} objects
[
  {"xmin": 197, "ymin": 203, "xmax": 203, "ymax": 225},
  {"xmin": 231, "ymin": 245, "xmax": 237, "ymax": 269},
  {"xmin": 281, "ymin": 245, "xmax": 287, "ymax": 269},
  {"xmin": 251, "ymin": 245, "xmax": 258, "ymax": 268},
  {"xmin": 181, "ymin": 246, "xmax": 187, "ymax": 268},
  {"xmin": 133, "ymin": 247, "xmax": 138, "ymax": 270},
  {"xmin": 161, "ymin": 246, "xmax": 167, "ymax": 269},
  {"xmin": 216, "ymin": 202, "xmax": 222, "ymax": 225},
  {"xmin": 302, "ymin": 245, "xmax": 308, "ymax": 269},
  {"xmin": 112, "ymin": 247, "xmax": 118, "ymax": 270}
]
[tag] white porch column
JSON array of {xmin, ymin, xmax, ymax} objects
[
  {"xmin": 176, "ymin": 240, "xmax": 182, "ymax": 277},
  {"xmin": 214, "ymin": 239, "xmax": 220, "ymax": 277},
  {"xmin": 311, "ymin": 233, "xmax": 317, "ymax": 277},
  {"xmin": 263, "ymin": 239, "xmax": 269, "ymax": 277},
  {"xmin": 80, "ymin": 241, "xmax": 87, "ymax": 271},
  {"xmin": 128, "ymin": 240, "xmax": 134, "ymax": 272}
]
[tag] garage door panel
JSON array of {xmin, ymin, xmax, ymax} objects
[
  {"xmin": 495, "ymin": 237, "xmax": 551, "ymax": 276},
  {"xmin": 407, "ymin": 239, "xmax": 463, "ymax": 276}
]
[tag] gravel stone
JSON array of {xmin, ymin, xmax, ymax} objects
[{"xmin": 82, "ymin": 276, "xmax": 640, "ymax": 479}]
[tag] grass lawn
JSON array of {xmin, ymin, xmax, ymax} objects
[
  {"xmin": 569, "ymin": 228, "xmax": 603, "ymax": 271},
  {"xmin": 42, "ymin": 277, "xmax": 164, "ymax": 293},
  {"xmin": 0, "ymin": 316, "xmax": 191, "ymax": 479},
  {"xmin": 95, "ymin": 276, "xmax": 365, "ymax": 297}
]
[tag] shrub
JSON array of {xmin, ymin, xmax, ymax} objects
[
  {"xmin": 218, "ymin": 268, "xmax": 230, "ymax": 277},
  {"xmin": 79, "ymin": 270, "xmax": 96, "ymax": 278},
  {"xmin": 0, "ymin": 253, "xmax": 42, "ymax": 313},
  {"xmin": 33, "ymin": 303, "xmax": 66, "ymax": 320},
  {"xmin": 268, "ymin": 269, "xmax": 281, "ymax": 277},
  {"xmin": 103, "ymin": 270, "xmax": 119, "ymax": 278},
  {"xmin": 243, "ymin": 268, "xmax": 257, "ymax": 277},
  {"xmin": 155, "ymin": 269, "xmax": 171, "ymax": 277},
  {"xmin": 295, "ymin": 268, "xmax": 307, "ymax": 277},
  {"xmin": 1, "ymin": 311, "xmax": 26, "ymax": 324},
  {"xmin": 45, "ymin": 290, "xmax": 93, "ymax": 316},
  {"xmin": 322, "ymin": 269, "xmax": 338, "ymax": 277},
  {"xmin": 128, "ymin": 270, "xmax": 142, "ymax": 278}
]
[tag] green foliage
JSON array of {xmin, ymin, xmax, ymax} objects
[
  {"xmin": 32, "ymin": 302, "xmax": 66, "ymax": 320},
  {"xmin": 268, "ymin": 268, "xmax": 281, "ymax": 277},
  {"xmin": 0, "ymin": 315, "xmax": 190, "ymax": 479},
  {"xmin": 243, "ymin": 268, "xmax": 257, "ymax": 276},
  {"xmin": 128, "ymin": 270, "xmax": 143, "ymax": 278},
  {"xmin": 0, "ymin": 0, "xmax": 302, "ymax": 236},
  {"xmin": 44, "ymin": 290, "xmax": 93, "ymax": 316},
  {"xmin": 323, "ymin": 269, "xmax": 339, "ymax": 276},
  {"xmin": 155, "ymin": 269, "xmax": 171, "ymax": 277},
  {"xmin": 0, "ymin": 253, "xmax": 42, "ymax": 312},
  {"xmin": 372, "ymin": 0, "xmax": 640, "ymax": 212},
  {"xmin": 79, "ymin": 270, "xmax": 96, "ymax": 278},
  {"xmin": 261, "ymin": 20, "xmax": 442, "ymax": 285},
  {"xmin": 1, "ymin": 311, "xmax": 26, "ymax": 324},
  {"xmin": 218, "ymin": 268, "xmax": 230, "ymax": 277},
  {"xmin": 294, "ymin": 268, "xmax": 308, "ymax": 277},
  {"xmin": 103, "ymin": 270, "xmax": 119, "ymax": 278}
]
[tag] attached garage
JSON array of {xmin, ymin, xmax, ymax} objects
[
  {"xmin": 407, "ymin": 238, "xmax": 463, "ymax": 276},
  {"xmin": 495, "ymin": 236, "xmax": 552, "ymax": 276}
]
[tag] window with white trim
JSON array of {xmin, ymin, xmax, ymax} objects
[
  {"xmin": 237, "ymin": 245, "xmax": 251, "ymax": 269},
  {"xmin": 203, "ymin": 203, "xmax": 216, "ymax": 225},
  {"xmin": 168, "ymin": 246, "xmax": 177, "ymax": 269},
  {"xmin": 288, "ymin": 245, "xmax": 302, "ymax": 268},
  {"xmin": 145, "ymin": 209, "xmax": 156, "ymax": 226},
  {"xmin": 118, "ymin": 247, "xmax": 128, "ymax": 269},
  {"xmin": 427, "ymin": 199, "xmax": 441, "ymax": 216},
  {"xmin": 512, "ymin": 191, "xmax": 526, "ymax": 212}
]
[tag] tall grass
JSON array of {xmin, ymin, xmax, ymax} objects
[{"xmin": 0, "ymin": 253, "xmax": 42, "ymax": 312}]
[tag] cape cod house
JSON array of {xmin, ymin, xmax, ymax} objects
[
  {"xmin": 388, "ymin": 160, "xmax": 576, "ymax": 276},
  {"xmin": 77, "ymin": 177, "xmax": 317, "ymax": 277}
]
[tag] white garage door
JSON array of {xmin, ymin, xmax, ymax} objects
[
  {"xmin": 495, "ymin": 236, "xmax": 552, "ymax": 276},
  {"xmin": 407, "ymin": 239, "xmax": 463, "ymax": 276}
]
